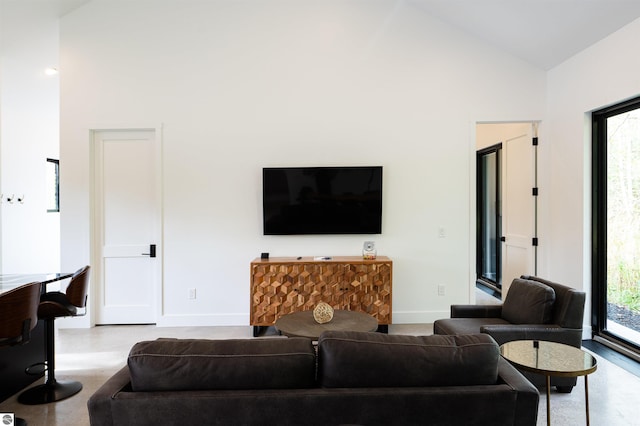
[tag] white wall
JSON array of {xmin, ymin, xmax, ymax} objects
[
  {"xmin": 0, "ymin": 2, "xmax": 60, "ymax": 273},
  {"xmin": 543, "ymin": 16, "xmax": 640, "ymax": 332},
  {"xmin": 60, "ymin": 0, "xmax": 546, "ymax": 327}
]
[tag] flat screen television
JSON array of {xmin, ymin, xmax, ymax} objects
[{"xmin": 263, "ymin": 166, "xmax": 383, "ymax": 235}]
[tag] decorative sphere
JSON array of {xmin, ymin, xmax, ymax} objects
[{"xmin": 313, "ymin": 302, "xmax": 334, "ymax": 324}]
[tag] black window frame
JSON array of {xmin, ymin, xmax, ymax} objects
[
  {"xmin": 592, "ymin": 95, "xmax": 640, "ymax": 354},
  {"xmin": 46, "ymin": 158, "xmax": 60, "ymax": 213},
  {"xmin": 476, "ymin": 143, "xmax": 503, "ymax": 291}
]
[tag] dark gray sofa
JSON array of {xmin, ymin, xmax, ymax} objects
[
  {"xmin": 88, "ymin": 331, "xmax": 539, "ymax": 426},
  {"xmin": 433, "ymin": 275, "xmax": 586, "ymax": 392}
]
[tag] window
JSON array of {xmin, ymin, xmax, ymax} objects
[
  {"xmin": 592, "ymin": 96, "xmax": 640, "ymax": 355},
  {"xmin": 477, "ymin": 144, "xmax": 502, "ymax": 291},
  {"xmin": 46, "ymin": 158, "xmax": 59, "ymax": 212}
]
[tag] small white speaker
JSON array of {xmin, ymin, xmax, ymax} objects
[{"xmin": 362, "ymin": 241, "xmax": 376, "ymax": 259}]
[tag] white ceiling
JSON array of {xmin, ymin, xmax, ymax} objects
[
  {"xmin": 408, "ymin": 0, "xmax": 640, "ymax": 70},
  {"xmin": 52, "ymin": 0, "xmax": 640, "ymax": 70},
  {"xmin": 54, "ymin": 0, "xmax": 90, "ymax": 17}
]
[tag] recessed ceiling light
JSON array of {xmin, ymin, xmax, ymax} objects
[{"xmin": 44, "ymin": 67, "xmax": 59, "ymax": 76}]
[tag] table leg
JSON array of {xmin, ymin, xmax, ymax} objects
[
  {"xmin": 546, "ymin": 375, "xmax": 551, "ymax": 426},
  {"xmin": 585, "ymin": 375, "xmax": 590, "ymax": 426}
]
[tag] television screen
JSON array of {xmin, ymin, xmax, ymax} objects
[{"xmin": 263, "ymin": 166, "xmax": 383, "ymax": 235}]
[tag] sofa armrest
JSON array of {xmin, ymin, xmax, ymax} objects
[
  {"xmin": 480, "ymin": 324, "xmax": 583, "ymax": 347},
  {"xmin": 87, "ymin": 366, "xmax": 131, "ymax": 426},
  {"xmin": 451, "ymin": 304, "xmax": 502, "ymax": 318},
  {"xmin": 497, "ymin": 358, "xmax": 539, "ymax": 426}
]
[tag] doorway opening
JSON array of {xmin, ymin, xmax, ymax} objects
[{"xmin": 475, "ymin": 122, "xmax": 538, "ymax": 299}]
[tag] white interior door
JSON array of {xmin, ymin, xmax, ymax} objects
[
  {"xmin": 93, "ymin": 129, "xmax": 160, "ymax": 324},
  {"xmin": 501, "ymin": 126, "xmax": 536, "ymax": 295}
]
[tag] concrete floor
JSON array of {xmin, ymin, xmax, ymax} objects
[{"xmin": 1, "ymin": 320, "xmax": 640, "ymax": 425}]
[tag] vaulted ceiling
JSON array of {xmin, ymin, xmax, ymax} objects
[
  {"xmin": 53, "ymin": 0, "xmax": 640, "ymax": 70},
  {"xmin": 409, "ymin": 0, "xmax": 640, "ymax": 69}
]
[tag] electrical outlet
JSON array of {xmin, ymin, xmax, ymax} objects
[
  {"xmin": 188, "ymin": 288, "xmax": 197, "ymax": 300},
  {"xmin": 438, "ymin": 227, "xmax": 446, "ymax": 238},
  {"xmin": 437, "ymin": 284, "xmax": 445, "ymax": 296}
]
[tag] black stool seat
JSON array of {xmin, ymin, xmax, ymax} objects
[{"xmin": 18, "ymin": 266, "xmax": 90, "ymax": 405}]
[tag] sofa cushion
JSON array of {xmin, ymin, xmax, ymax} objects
[
  {"xmin": 502, "ymin": 278, "xmax": 556, "ymax": 324},
  {"xmin": 128, "ymin": 338, "xmax": 316, "ymax": 391},
  {"xmin": 317, "ymin": 331, "xmax": 499, "ymax": 388}
]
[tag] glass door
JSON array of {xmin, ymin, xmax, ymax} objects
[
  {"xmin": 477, "ymin": 144, "xmax": 502, "ymax": 291},
  {"xmin": 593, "ymin": 97, "xmax": 640, "ymax": 353}
]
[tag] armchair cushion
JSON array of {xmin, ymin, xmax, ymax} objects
[
  {"xmin": 521, "ymin": 275, "xmax": 586, "ymax": 328},
  {"xmin": 501, "ymin": 278, "xmax": 555, "ymax": 324},
  {"xmin": 451, "ymin": 304, "xmax": 502, "ymax": 318},
  {"xmin": 480, "ymin": 324, "xmax": 567, "ymax": 346},
  {"xmin": 434, "ymin": 317, "xmax": 509, "ymax": 336}
]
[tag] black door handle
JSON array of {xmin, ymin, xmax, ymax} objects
[{"xmin": 142, "ymin": 244, "xmax": 156, "ymax": 258}]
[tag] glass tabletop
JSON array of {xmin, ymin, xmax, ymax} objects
[
  {"xmin": 0, "ymin": 272, "xmax": 73, "ymax": 294},
  {"xmin": 500, "ymin": 340, "xmax": 597, "ymax": 377}
]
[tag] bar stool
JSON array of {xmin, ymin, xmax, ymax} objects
[
  {"xmin": 18, "ymin": 266, "xmax": 90, "ymax": 405},
  {"xmin": 0, "ymin": 282, "xmax": 41, "ymax": 426}
]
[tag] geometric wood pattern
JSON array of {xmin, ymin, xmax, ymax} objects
[{"xmin": 250, "ymin": 256, "xmax": 392, "ymax": 326}]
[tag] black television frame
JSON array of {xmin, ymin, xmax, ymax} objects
[{"xmin": 262, "ymin": 166, "xmax": 383, "ymax": 235}]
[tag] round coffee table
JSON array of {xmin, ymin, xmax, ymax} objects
[
  {"xmin": 500, "ymin": 340, "xmax": 597, "ymax": 426},
  {"xmin": 275, "ymin": 310, "xmax": 378, "ymax": 339}
]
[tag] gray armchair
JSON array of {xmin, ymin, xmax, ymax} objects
[{"xmin": 433, "ymin": 276, "xmax": 586, "ymax": 392}]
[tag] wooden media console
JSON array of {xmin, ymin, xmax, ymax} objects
[{"xmin": 250, "ymin": 256, "xmax": 392, "ymax": 336}]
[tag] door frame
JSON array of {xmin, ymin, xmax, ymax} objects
[
  {"xmin": 89, "ymin": 125, "xmax": 163, "ymax": 326},
  {"xmin": 473, "ymin": 121, "xmax": 539, "ymax": 301}
]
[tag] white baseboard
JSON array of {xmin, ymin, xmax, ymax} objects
[
  {"xmin": 390, "ymin": 310, "xmax": 450, "ymax": 324},
  {"xmin": 582, "ymin": 324, "xmax": 593, "ymax": 340},
  {"xmin": 156, "ymin": 313, "xmax": 249, "ymax": 327}
]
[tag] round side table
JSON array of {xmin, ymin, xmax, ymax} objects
[{"xmin": 500, "ymin": 340, "xmax": 597, "ymax": 426}]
